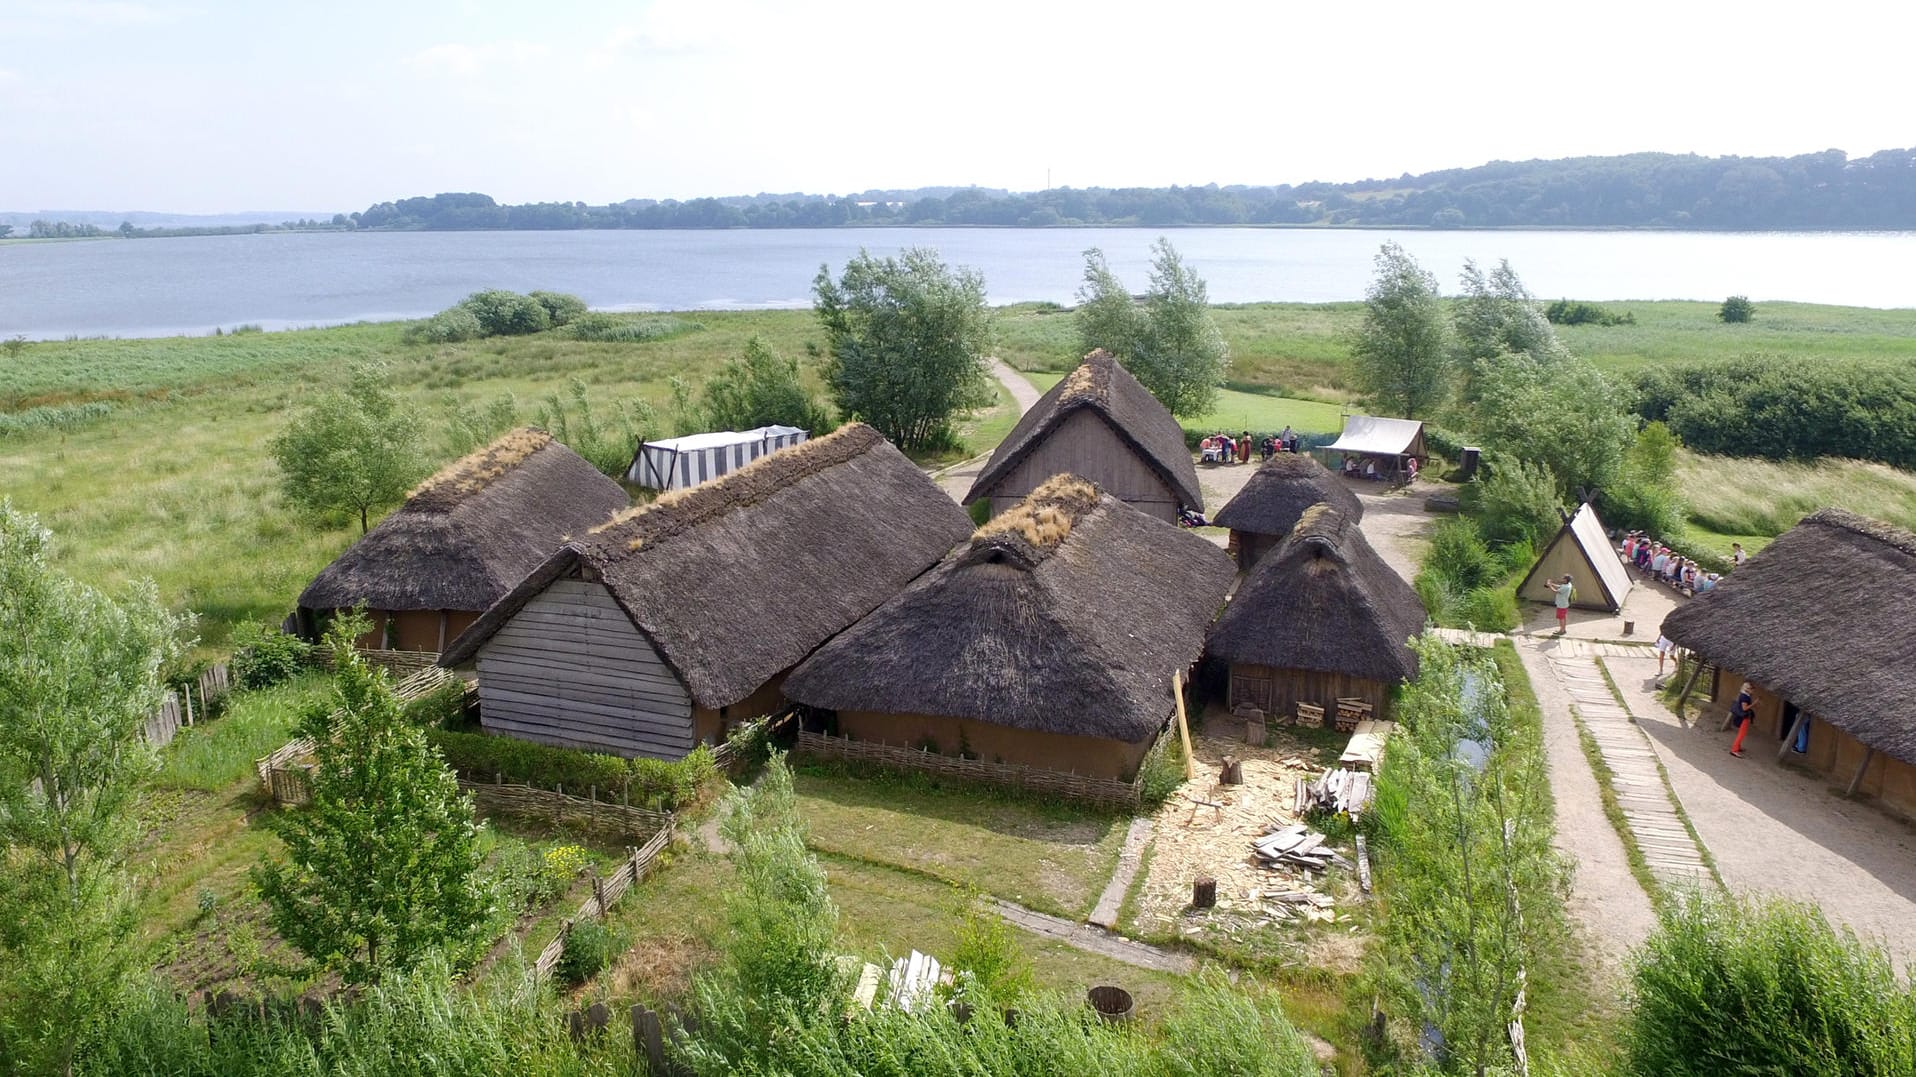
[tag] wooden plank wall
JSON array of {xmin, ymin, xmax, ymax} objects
[
  {"xmin": 1228, "ymin": 663, "xmax": 1389, "ymax": 722},
  {"xmin": 476, "ymin": 578, "xmax": 695, "ymax": 760},
  {"xmin": 989, "ymin": 410, "xmax": 1181, "ymax": 520}
]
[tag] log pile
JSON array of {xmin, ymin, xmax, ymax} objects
[{"xmin": 1294, "ymin": 767, "xmax": 1374, "ymax": 818}]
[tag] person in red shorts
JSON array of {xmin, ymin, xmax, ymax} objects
[
  {"xmin": 1550, "ymin": 575, "xmax": 1574, "ymax": 635},
  {"xmin": 1729, "ymin": 682, "xmax": 1756, "ymax": 756}
]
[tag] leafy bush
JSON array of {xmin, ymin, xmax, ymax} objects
[
  {"xmin": 700, "ymin": 337, "xmax": 833, "ymax": 434},
  {"xmin": 402, "ymin": 681, "xmax": 468, "ymax": 729},
  {"xmin": 535, "ymin": 377, "xmax": 656, "ymax": 479},
  {"xmin": 947, "ymin": 891, "xmax": 1035, "ymax": 1003},
  {"xmin": 426, "ymin": 728, "xmax": 716, "ymax": 810},
  {"xmin": 556, "ymin": 918, "xmax": 620, "ymax": 985},
  {"xmin": 1634, "ymin": 356, "xmax": 1916, "ymax": 468},
  {"xmin": 1137, "ymin": 732, "xmax": 1188, "ymax": 805},
  {"xmin": 1469, "ymin": 456, "xmax": 1562, "ymax": 549},
  {"xmin": 228, "ymin": 622, "xmax": 312, "ymax": 690},
  {"xmin": 1717, "ymin": 294, "xmax": 1755, "ymax": 323},
  {"xmin": 527, "ymin": 290, "xmax": 587, "ymax": 327},
  {"xmin": 1424, "ymin": 518, "xmax": 1501, "ymax": 592},
  {"xmin": 1625, "ymin": 892, "xmax": 1916, "ymax": 1076},
  {"xmin": 1544, "ymin": 299, "xmax": 1635, "ymax": 326},
  {"xmin": 1457, "ymin": 584, "xmax": 1519, "ymax": 632},
  {"xmin": 459, "ymin": 290, "xmax": 551, "ymax": 336}
]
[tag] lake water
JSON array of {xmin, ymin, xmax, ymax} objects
[{"xmin": 4, "ymin": 227, "xmax": 1914, "ymax": 339}]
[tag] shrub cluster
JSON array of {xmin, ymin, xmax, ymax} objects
[
  {"xmin": 565, "ymin": 312, "xmax": 700, "ymax": 343},
  {"xmin": 0, "ymin": 400, "xmax": 115, "ymax": 438},
  {"xmin": 1414, "ymin": 518, "xmax": 1523, "ymax": 632},
  {"xmin": 1544, "ymin": 299, "xmax": 1635, "ymax": 326},
  {"xmin": 555, "ymin": 918, "xmax": 622, "ymax": 985},
  {"xmin": 425, "ymin": 727, "xmax": 716, "ymax": 809},
  {"xmin": 1633, "ymin": 356, "xmax": 1916, "ymax": 468},
  {"xmin": 404, "ymin": 289, "xmax": 589, "ymax": 344},
  {"xmin": 228, "ymin": 622, "xmax": 312, "ymax": 691}
]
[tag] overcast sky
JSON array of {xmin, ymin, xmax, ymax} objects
[{"xmin": 3, "ymin": 0, "xmax": 1911, "ymax": 214}]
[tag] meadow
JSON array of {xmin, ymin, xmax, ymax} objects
[{"xmin": 5, "ymin": 298, "xmax": 1915, "ymax": 647}]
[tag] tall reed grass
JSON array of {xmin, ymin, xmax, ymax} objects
[{"xmin": 1676, "ymin": 450, "xmax": 1916, "ymax": 540}]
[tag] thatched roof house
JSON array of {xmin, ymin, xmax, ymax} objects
[
  {"xmin": 440, "ymin": 423, "xmax": 973, "ymax": 760},
  {"xmin": 1206, "ymin": 505, "xmax": 1425, "ymax": 721},
  {"xmin": 1660, "ymin": 509, "xmax": 1916, "ymax": 818},
  {"xmin": 1210, "ymin": 453, "xmax": 1363, "ymax": 570},
  {"xmin": 784, "ymin": 475, "xmax": 1236, "ymax": 782},
  {"xmin": 965, "ymin": 350, "xmax": 1201, "ymax": 523},
  {"xmin": 296, "ymin": 429, "xmax": 629, "ymax": 652}
]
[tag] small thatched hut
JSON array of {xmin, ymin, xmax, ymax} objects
[
  {"xmin": 1206, "ymin": 505, "xmax": 1425, "ymax": 720},
  {"xmin": 964, "ymin": 350, "xmax": 1201, "ymax": 523},
  {"xmin": 440, "ymin": 423, "xmax": 973, "ymax": 760},
  {"xmin": 1660, "ymin": 509, "xmax": 1916, "ymax": 820},
  {"xmin": 783, "ymin": 475, "xmax": 1236, "ymax": 781},
  {"xmin": 1210, "ymin": 453, "xmax": 1363, "ymax": 570},
  {"xmin": 296, "ymin": 429, "xmax": 629, "ymax": 652}
]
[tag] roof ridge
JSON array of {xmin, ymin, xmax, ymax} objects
[
  {"xmin": 968, "ymin": 475, "xmax": 1104, "ymax": 564},
  {"xmin": 1806, "ymin": 507, "xmax": 1916, "ymax": 559},
  {"xmin": 406, "ymin": 427, "xmax": 554, "ymax": 512},
  {"xmin": 589, "ymin": 422, "xmax": 882, "ymax": 554}
]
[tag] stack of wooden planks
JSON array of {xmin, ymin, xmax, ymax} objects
[
  {"xmin": 1294, "ymin": 767, "xmax": 1375, "ymax": 818},
  {"xmin": 1338, "ymin": 719, "xmax": 1395, "ymax": 771},
  {"xmin": 1252, "ymin": 823, "xmax": 1351, "ymax": 873},
  {"xmin": 1334, "ymin": 697, "xmax": 1373, "ymax": 733}
]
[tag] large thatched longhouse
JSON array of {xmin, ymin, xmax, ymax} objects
[
  {"xmin": 440, "ymin": 423, "xmax": 973, "ymax": 760},
  {"xmin": 783, "ymin": 475, "xmax": 1236, "ymax": 781},
  {"xmin": 1660, "ymin": 509, "xmax": 1916, "ymax": 819},
  {"xmin": 1210, "ymin": 453, "xmax": 1362, "ymax": 570},
  {"xmin": 296, "ymin": 429, "xmax": 629, "ymax": 652},
  {"xmin": 964, "ymin": 350, "xmax": 1201, "ymax": 523},
  {"xmin": 1206, "ymin": 505, "xmax": 1425, "ymax": 720}
]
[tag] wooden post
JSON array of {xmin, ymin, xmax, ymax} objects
[
  {"xmin": 1777, "ymin": 711, "xmax": 1809, "ymax": 763},
  {"xmin": 633, "ymin": 1005, "xmax": 666, "ymax": 1074},
  {"xmin": 1192, "ymin": 877, "xmax": 1216, "ymax": 908},
  {"xmin": 1673, "ymin": 659, "xmax": 1705, "ymax": 725},
  {"xmin": 556, "ymin": 783, "xmax": 564, "ymax": 827},
  {"xmin": 1172, "ymin": 669, "xmax": 1195, "ymax": 779},
  {"xmin": 1219, "ymin": 756, "xmax": 1243, "ymax": 785},
  {"xmin": 1847, "ymin": 748, "xmax": 1876, "ymax": 796},
  {"xmin": 593, "ymin": 871, "xmax": 607, "ymax": 919},
  {"xmin": 1355, "ymin": 834, "xmax": 1373, "ymax": 894}
]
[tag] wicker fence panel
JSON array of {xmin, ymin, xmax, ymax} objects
[
  {"xmin": 461, "ymin": 777, "xmax": 673, "ymax": 842},
  {"xmin": 795, "ymin": 731, "xmax": 1143, "ymax": 808},
  {"xmin": 532, "ymin": 819, "xmax": 676, "ymax": 982}
]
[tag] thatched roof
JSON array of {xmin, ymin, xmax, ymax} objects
[
  {"xmin": 1206, "ymin": 505, "xmax": 1426, "ymax": 684},
  {"xmin": 298, "ymin": 429, "xmax": 629, "ymax": 614},
  {"xmin": 442, "ymin": 423, "xmax": 973, "ymax": 710},
  {"xmin": 1210, "ymin": 454, "xmax": 1362, "ymax": 537},
  {"xmin": 783, "ymin": 474, "xmax": 1237, "ymax": 743},
  {"xmin": 1660, "ymin": 509, "xmax": 1916, "ymax": 765},
  {"xmin": 965, "ymin": 350, "xmax": 1202, "ymax": 511}
]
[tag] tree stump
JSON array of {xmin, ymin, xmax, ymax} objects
[
  {"xmin": 1246, "ymin": 717, "xmax": 1267, "ymax": 746},
  {"xmin": 1193, "ymin": 876, "xmax": 1217, "ymax": 909},
  {"xmin": 1220, "ymin": 756, "xmax": 1243, "ymax": 785}
]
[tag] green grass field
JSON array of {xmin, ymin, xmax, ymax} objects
[{"xmin": 5, "ymin": 298, "xmax": 1915, "ymax": 649}]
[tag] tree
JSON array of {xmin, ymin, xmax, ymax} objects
[
  {"xmin": 0, "ymin": 502, "xmax": 187, "ymax": 1073},
  {"xmin": 270, "ymin": 364, "xmax": 426, "ymax": 532},
  {"xmin": 1075, "ymin": 247, "xmax": 1146, "ymax": 361},
  {"xmin": 0, "ymin": 224, "xmax": 15, "ymax": 238},
  {"xmin": 1452, "ymin": 258, "xmax": 1569, "ymax": 405},
  {"xmin": 1075, "ymin": 241, "xmax": 1229, "ymax": 418},
  {"xmin": 701, "ymin": 337, "xmax": 833, "ymax": 433},
  {"xmin": 1718, "ymin": 295, "xmax": 1755, "ymax": 323},
  {"xmin": 254, "ymin": 617, "xmax": 489, "ymax": 983},
  {"xmin": 1350, "ymin": 242, "xmax": 1453, "ymax": 419},
  {"xmin": 813, "ymin": 248, "xmax": 993, "ymax": 451},
  {"xmin": 1472, "ymin": 353, "xmax": 1635, "ymax": 497}
]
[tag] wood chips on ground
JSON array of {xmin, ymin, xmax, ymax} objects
[{"xmin": 1137, "ymin": 721, "xmax": 1359, "ymax": 940}]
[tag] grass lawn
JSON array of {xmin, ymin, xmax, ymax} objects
[
  {"xmin": 1022, "ymin": 370, "xmax": 1345, "ymax": 436},
  {"xmin": 1674, "ymin": 448, "xmax": 1916, "ymax": 552},
  {"xmin": 153, "ymin": 674, "xmax": 329, "ymax": 792},
  {"xmin": 792, "ymin": 766, "xmax": 1127, "ymax": 919}
]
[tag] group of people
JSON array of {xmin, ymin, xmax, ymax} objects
[
  {"xmin": 1199, "ymin": 426, "xmax": 1302, "ymax": 465},
  {"xmin": 1619, "ymin": 531, "xmax": 1729, "ymax": 597},
  {"xmin": 1339, "ymin": 454, "xmax": 1418, "ymax": 483}
]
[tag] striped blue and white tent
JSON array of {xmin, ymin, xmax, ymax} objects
[{"xmin": 626, "ymin": 425, "xmax": 809, "ymax": 491}]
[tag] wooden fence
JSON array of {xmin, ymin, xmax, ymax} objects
[
  {"xmin": 796, "ymin": 730, "xmax": 1145, "ymax": 808},
  {"xmin": 255, "ymin": 665, "xmax": 468, "ymax": 807},
  {"xmin": 463, "ymin": 776, "xmax": 674, "ymax": 842},
  {"xmin": 142, "ymin": 662, "xmax": 234, "ymax": 751},
  {"xmin": 532, "ymin": 818, "xmax": 676, "ymax": 982}
]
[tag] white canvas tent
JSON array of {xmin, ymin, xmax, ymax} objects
[
  {"xmin": 1323, "ymin": 415, "xmax": 1427, "ymax": 459},
  {"xmin": 1517, "ymin": 502, "xmax": 1633, "ymax": 612},
  {"xmin": 626, "ymin": 425, "xmax": 808, "ymax": 490}
]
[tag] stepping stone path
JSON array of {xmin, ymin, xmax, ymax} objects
[{"xmin": 1547, "ymin": 654, "xmax": 1712, "ymax": 886}]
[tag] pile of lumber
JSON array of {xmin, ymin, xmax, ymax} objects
[
  {"xmin": 1252, "ymin": 823, "xmax": 1351, "ymax": 873},
  {"xmin": 1294, "ymin": 767, "xmax": 1374, "ymax": 818},
  {"xmin": 1333, "ymin": 697, "xmax": 1373, "ymax": 733}
]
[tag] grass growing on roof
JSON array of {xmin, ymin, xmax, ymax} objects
[{"xmin": 1024, "ymin": 370, "xmax": 1345, "ymax": 436}]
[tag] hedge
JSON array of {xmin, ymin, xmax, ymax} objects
[{"xmin": 425, "ymin": 728, "xmax": 716, "ymax": 810}]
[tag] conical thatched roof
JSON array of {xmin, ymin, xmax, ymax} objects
[
  {"xmin": 1661, "ymin": 509, "xmax": 1916, "ymax": 765},
  {"xmin": 1206, "ymin": 505, "xmax": 1425, "ymax": 683},
  {"xmin": 965, "ymin": 350, "xmax": 1202, "ymax": 512},
  {"xmin": 442, "ymin": 423, "xmax": 973, "ymax": 710},
  {"xmin": 784, "ymin": 475, "xmax": 1237, "ymax": 742},
  {"xmin": 1211, "ymin": 454, "xmax": 1362, "ymax": 537},
  {"xmin": 298, "ymin": 429, "xmax": 630, "ymax": 614}
]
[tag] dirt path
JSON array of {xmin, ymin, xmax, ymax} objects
[
  {"xmin": 990, "ymin": 898, "xmax": 1196, "ymax": 975},
  {"xmin": 1350, "ymin": 484, "xmax": 1438, "ymax": 587},
  {"xmin": 1608, "ymin": 654, "xmax": 1916, "ymax": 971},
  {"xmin": 935, "ymin": 360, "xmax": 1043, "ymax": 503}
]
